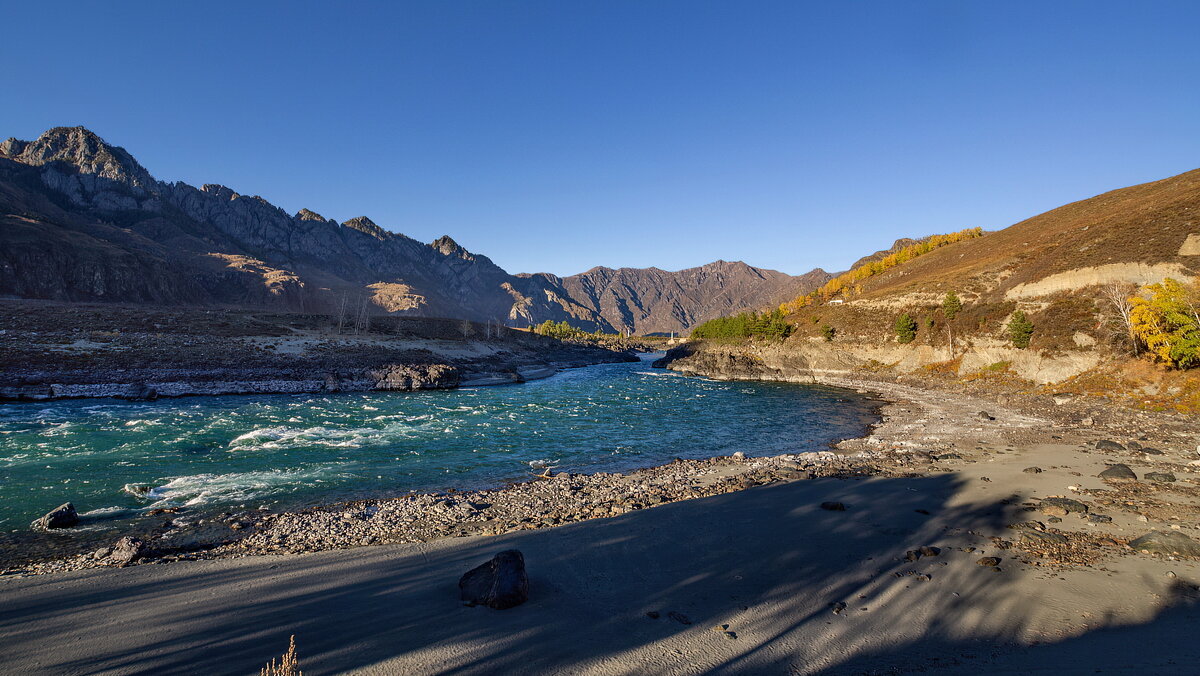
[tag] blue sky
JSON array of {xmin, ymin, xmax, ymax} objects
[{"xmin": 2, "ymin": 1, "xmax": 1199, "ymax": 276}]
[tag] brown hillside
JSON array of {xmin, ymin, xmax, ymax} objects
[{"xmin": 851, "ymin": 168, "xmax": 1200, "ymax": 302}]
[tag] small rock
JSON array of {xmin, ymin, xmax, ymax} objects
[
  {"xmin": 646, "ymin": 611, "xmax": 660, "ymax": 619},
  {"xmin": 1040, "ymin": 497, "xmax": 1088, "ymax": 515},
  {"xmin": 459, "ymin": 550, "xmax": 529, "ymax": 609},
  {"xmin": 32, "ymin": 502, "xmax": 79, "ymax": 530},
  {"xmin": 978, "ymin": 411, "xmax": 995, "ymax": 421},
  {"xmin": 1087, "ymin": 514, "xmax": 1113, "ymax": 524},
  {"xmin": 919, "ymin": 546, "xmax": 940, "ymax": 557},
  {"xmin": 935, "ymin": 453, "xmax": 962, "ymax": 461},
  {"xmin": 1144, "ymin": 472, "xmax": 1176, "ymax": 483},
  {"xmin": 976, "ymin": 557, "xmax": 1002, "ymax": 567},
  {"xmin": 1023, "ymin": 467, "xmax": 1043, "ymax": 474},
  {"xmin": 722, "ymin": 631, "xmax": 738, "ymax": 640},
  {"xmin": 1129, "ymin": 531, "xmax": 1200, "ymax": 557},
  {"xmin": 831, "ymin": 601, "xmax": 846, "ymax": 615},
  {"xmin": 1140, "ymin": 447, "xmax": 1164, "ymax": 455},
  {"xmin": 820, "ymin": 501, "xmax": 846, "ymax": 512},
  {"xmin": 1096, "ymin": 440, "xmax": 1125, "ymax": 451},
  {"xmin": 1098, "ymin": 464, "xmax": 1137, "ymax": 480}
]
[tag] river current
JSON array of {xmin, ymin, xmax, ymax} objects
[{"xmin": 0, "ymin": 355, "xmax": 880, "ymax": 547}]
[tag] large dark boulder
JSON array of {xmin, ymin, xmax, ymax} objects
[
  {"xmin": 459, "ymin": 550, "xmax": 529, "ymax": 609},
  {"xmin": 32, "ymin": 502, "xmax": 79, "ymax": 530},
  {"xmin": 1098, "ymin": 464, "xmax": 1137, "ymax": 480},
  {"xmin": 1130, "ymin": 531, "xmax": 1200, "ymax": 557}
]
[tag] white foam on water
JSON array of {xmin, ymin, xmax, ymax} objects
[{"xmin": 135, "ymin": 466, "xmax": 339, "ymax": 508}]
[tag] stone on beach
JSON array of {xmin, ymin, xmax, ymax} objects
[
  {"xmin": 1144, "ymin": 472, "xmax": 1176, "ymax": 483},
  {"xmin": 1098, "ymin": 464, "xmax": 1137, "ymax": 480},
  {"xmin": 459, "ymin": 550, "xmax": 529, "ymax": 609},
  {"xmin": 1039, "ymin": 497, "xmax": 1088, "ymax": 515},
  {"xmin": 32, "ymin": 503, "xmax": 79, "ymax": 530},
  {"xmin": 108, "ymin": 537, "xmax": 146, "ymax": 566},
  {"xmin": 1129, "ymin": 531, "xmax": 1200, "ymax": 557}
]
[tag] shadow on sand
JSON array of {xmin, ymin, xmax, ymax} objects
[{"xmin": 1, "ymin": 473, "xmax": 1197, "ymax": 674}]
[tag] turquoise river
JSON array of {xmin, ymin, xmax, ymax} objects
[{"xmin": 0, "ymin": 355, "xmax": 880, "ymax": 559}]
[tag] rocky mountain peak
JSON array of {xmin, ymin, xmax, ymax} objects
[
  {"xmin": 295, "ymin": 208, "xmax": 328, "ymax": 222},
  {"xmin": 3, "ymin": 126, "xmax": 155, "ymax": 189},
  {"xmin": 342, "ymin": 216, "xmax": 389, "ymax": 240},
  {"xmin": 432, "ymin": 235, "xmax": 466, "ymax": 257}
]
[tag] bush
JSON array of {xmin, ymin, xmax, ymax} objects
[
  {"xmin": 894, "ymin": 313, "xmax": 917, "ymax": 343},
  {"xmin": 821, "ymin": 325, "xmax": 836, "ymax": 341},
  {"xmin": 1007, "ymin": 310, "xmax": 1034, "ymax": 348},
  {"xmin": 1130, "ymin": 277, "xmax": 1200, "ymax": 368}
]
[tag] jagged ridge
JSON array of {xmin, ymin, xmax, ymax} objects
[{"xmin": 0, "ymin": 126, "xmax": 830, "ymax": 333}]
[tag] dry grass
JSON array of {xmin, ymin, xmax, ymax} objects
[{"xmin": 260, "ymin": 635, "xmax": 302, "ymax": 676}]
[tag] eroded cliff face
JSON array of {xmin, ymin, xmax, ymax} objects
[
  {"xmin": 655, "ymin": 338, "xmax": 1102, "ymax": 385},
  {"xmin": 0, "ymin": 127, "xmax": 829, "ymax": 332}
]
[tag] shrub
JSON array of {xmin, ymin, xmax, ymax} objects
[
  {"xmin": 1130, "ymin": 277, "xmax": 1200, "ymax": 368},
  {"xmin": 1008, "ymin": 310, "xmax": 1034, "ymax": 348},
  {"xmin": 894, "ymin": 313, "xmax": 918, "ymax": 344},
  {"xmin": 821, "ymin": 325, "xmax": 836, "ymax": 341}
]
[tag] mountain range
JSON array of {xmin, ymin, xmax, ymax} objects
[{"xmin": 0, "ymin": 127, "xmax": 830, "ymax": 334}]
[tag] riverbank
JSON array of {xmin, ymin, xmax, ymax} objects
[
  {"xmin": 0, "ymin": 300, "xmax": 637, "ymax": 400},
  {"xmin": 3, "ymin": 345, "xmax": 1200, "ymax": 673}
]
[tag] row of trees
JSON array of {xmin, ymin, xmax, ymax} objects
[
  {"xmin": 690, "ymin": 309, "xmax": 794, "ymax": 340},
  {"xmin": 782, "ymin": 228, "xmax": 985, "ymax": 311},
  {"xmin": 533, "ymin": 320, "xmax": 590, "ymax": 340}
]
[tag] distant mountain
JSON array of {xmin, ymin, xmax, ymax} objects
[
  {"xmin": 526, "ymin": 262, "xmax": 831, "ymax": 335},
  {"xmin": 0, "ymin": 127, "xmax": 829, "ymax": 334}
]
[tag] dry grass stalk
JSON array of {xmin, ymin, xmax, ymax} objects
[{"xmin": 260, "ymin": 635, "xmax": 302, "ymax": 676}]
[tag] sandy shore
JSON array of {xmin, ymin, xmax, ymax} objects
[{"xmin": 2, "ymin": 374, "xmax": 1200, "ymax": 674}]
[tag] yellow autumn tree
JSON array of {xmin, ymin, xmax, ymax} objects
[{"xmin": 1129, "ymin": 277, "xmax": 1200, "ymax": 369}]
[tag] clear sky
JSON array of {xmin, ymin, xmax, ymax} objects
[{"xmin": 2, "ymin": 1, "xmax": 1199, "ymax": 276}]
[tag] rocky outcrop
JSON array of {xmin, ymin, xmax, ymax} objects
[
  {"xmin": 370, "ymin": 364, "xmax": 461, "ymax": 391},
  {"xmin": 655, "ymin": 337, "xmax": 1104, "ymax": 385}
]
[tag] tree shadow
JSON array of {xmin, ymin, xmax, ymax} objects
[{"xmin": 0, "ymin": 473, "xmax": 1196, "ymax": 674}]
